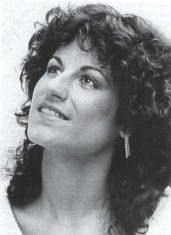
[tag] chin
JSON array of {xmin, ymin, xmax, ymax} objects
[
  {"xmin": 28, "ymin": 126, "xmax": 45, "ymax": 146},
  {"xmin": 27, "ymin": 126, "xmax": 63, "ymax": 149}
]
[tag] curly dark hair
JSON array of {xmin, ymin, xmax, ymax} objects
[{"xmin": 7, "ymin": 3, "xmax": 171, "ymax": 235}]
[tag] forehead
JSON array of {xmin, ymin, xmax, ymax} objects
[{"xmin": 53, "ymin": 40, "xmax": 110, "ymax": 77}]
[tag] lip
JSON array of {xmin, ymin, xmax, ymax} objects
[{"xmin": 38, "ymin": 102, "xmax": 69, "ymax": 120}]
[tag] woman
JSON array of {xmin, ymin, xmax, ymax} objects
[{"xmin": 0, "ymin": 3, "xmax": 170, "ymax": 235}]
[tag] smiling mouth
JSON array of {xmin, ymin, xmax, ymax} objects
[{"xmin": 38, "ymin": 104, "xmax": 69, "ymax": 121}]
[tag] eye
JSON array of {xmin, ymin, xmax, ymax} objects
[
  {"xmin": 47, "ymin": 65, "xmax": 62, "ymax": 75},
  {"xmin": 46, "ymin": 58, "xmax": 62, "ymax": 77},
  {"xmin": 80, "ymin": 74, "xmax": 98, "ymax": 89}
]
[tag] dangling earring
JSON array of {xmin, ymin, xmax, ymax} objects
[
  {"xmin": 120, "ymin": 131, "xmax": 131, "ymax": 159},
  {"xmin": 124, "ymin": 134, "xmax": 130, "ymax": 159}
]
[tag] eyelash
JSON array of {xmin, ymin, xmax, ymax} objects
[
  {"xmin": 46, "ymin": 62, "xmax": 98, "ymax": 89},
  {"xmin": 47, "ymin": 64, "xmax": 61, "ymax": 74},
  {"xmin": 79, "ymin": 74, "xmax": 98, "ymax": 89}
]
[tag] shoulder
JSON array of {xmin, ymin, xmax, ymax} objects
[
  {"xmin": 147, "ymin": 186, "xmax": 171, "ymax": 235},
  {"xmin": 0, "ymin": 178, "xmax": 22, "ymax": 235}
]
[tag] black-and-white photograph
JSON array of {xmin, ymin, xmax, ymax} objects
[{"xmin": 0, "ymin": 0, "xmax": 171, "ymax": 234}]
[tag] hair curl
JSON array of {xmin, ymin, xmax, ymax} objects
[{"xmin": 7, "ymin": 3, "xmax": 171, "ymax": 235}]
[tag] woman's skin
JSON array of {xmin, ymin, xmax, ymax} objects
[{"xmin": 13, "ymin": 40, "xmax": 120, "ymax": 235}]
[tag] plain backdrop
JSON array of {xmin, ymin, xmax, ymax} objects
[{"xmin": 0, "ymin": 0, "xmax": 171, "ymax": 165}]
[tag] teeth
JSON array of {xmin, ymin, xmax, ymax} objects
[{"xmin": 41, "ymin": 107, "xmax": 65, "ymax": 119}]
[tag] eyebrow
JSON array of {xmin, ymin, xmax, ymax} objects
[
  {"xmin": 80, "ymin": 66, "xmax": 106, "ymax": 80},
  {"xmin": 52, "ymin": 56, "xmax": 107, "ymax": 80},
  {"xmin": 52, "ymin": 56, "xmax": 64, "ymax": 69}
]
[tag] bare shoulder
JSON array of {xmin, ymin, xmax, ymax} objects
[
  {"xmin": 0, "ymin": 178, "xmax": 22, "ymax": 234},
  {"xmin": 147, "ymin": 186, "xmax": 171, "ymax": 235}
]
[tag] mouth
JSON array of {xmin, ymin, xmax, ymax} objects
[{"xmin": 38, "ymin": 103, "xmax": 69, "ymax": 121}]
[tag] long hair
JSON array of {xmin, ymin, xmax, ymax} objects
[{"xmin": 7, "ymin": 4, "xmax": 171, "ymax": 235}]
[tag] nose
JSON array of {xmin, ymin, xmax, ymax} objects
[{"xmin": 45, "ymin": 75, "xmax": 69, "ymax": 101}]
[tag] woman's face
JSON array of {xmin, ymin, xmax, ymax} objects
[{"xmin": 28, "ymin": 40, "xmax": 119, "ymax": 156}]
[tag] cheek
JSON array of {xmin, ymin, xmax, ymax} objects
[
  {"xmin": 31, "ymin": 78, "xmax": 45, "ymax": 101},
  {"xmin": 75, "ymin": 91, "xmax": 118, "ymax": 122},
  {"xmin": 70, "ymin": 93, "xmax": 119, "ymax": 153},
  {"xmin": 29, "ymin": 79, "xmax": 45, "ymax": 114},
  {"xmin": 27, "ymin": 81, "xmax": 45, "ymax": 135}
]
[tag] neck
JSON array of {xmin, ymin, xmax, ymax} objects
[{"xmin": 39, "ymin": 147, "xmax": 113, "ymax": 219}]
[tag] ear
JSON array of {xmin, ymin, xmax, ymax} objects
[
  {"xmin": 119, "ymin": 130, "xmax": 125, "ymax": 138},
  {"xmin": 119, "ymin": 130, "xmax": 131, "ymax": 138}
]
